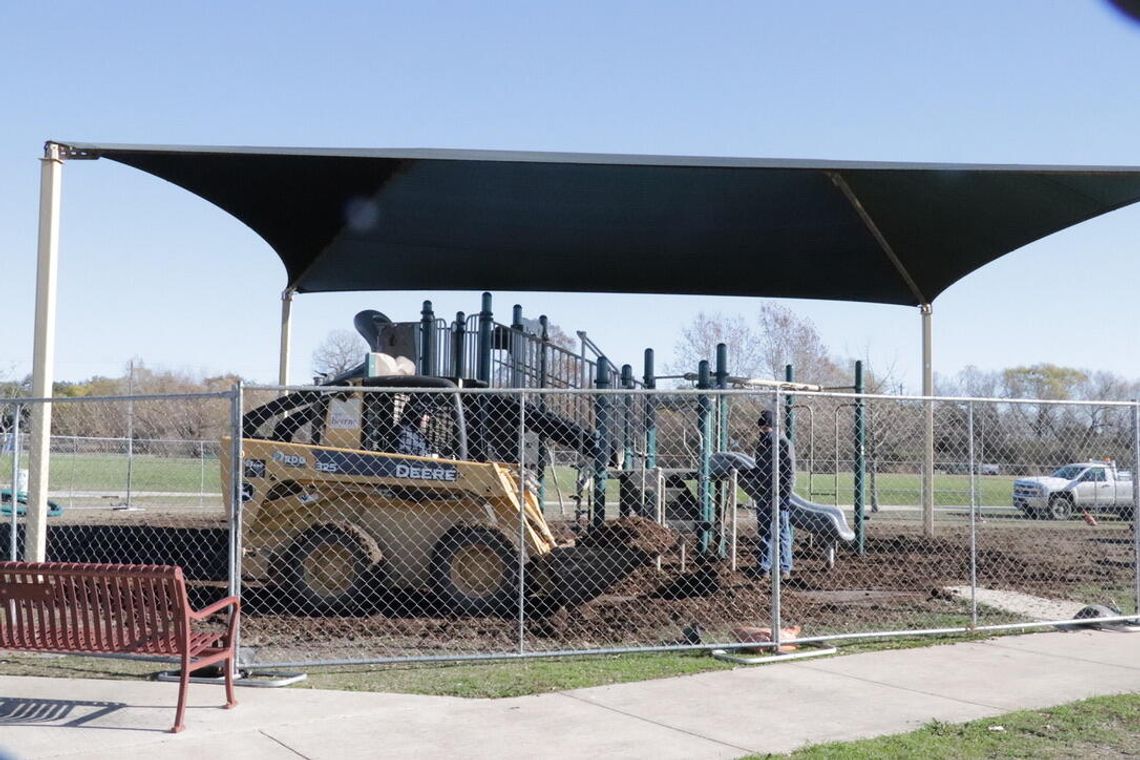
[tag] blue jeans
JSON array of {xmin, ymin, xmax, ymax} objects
[{"xmin": 756, "ymin": 501, "xmax": 793, "ymax": 572}]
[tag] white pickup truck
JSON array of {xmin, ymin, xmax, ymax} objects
[{"xmin": 1012, "ymin": 461, "xmax": 1134, "ymax": 521}]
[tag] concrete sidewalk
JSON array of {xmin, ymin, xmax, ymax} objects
[{"xmin": 1, "ymin": 630, "xmax": 1137, "ymax": 759}]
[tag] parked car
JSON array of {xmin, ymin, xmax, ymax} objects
[{"xmin": 1012, "ymin": 461, "xmax": 1134, "ymax": 521}]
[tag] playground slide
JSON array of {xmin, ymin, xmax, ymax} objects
[
  {"xmin": 788, "ymin": 493, "xmax": 855, "ymax": 544},
  {"xmin": 709, "ymin": 452, "xmax": 854, "ymax": 545}
]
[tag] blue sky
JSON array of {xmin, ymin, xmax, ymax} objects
[{"xmin": 2, "ymin": 1, "xmax": 1139, "ymax": 390}]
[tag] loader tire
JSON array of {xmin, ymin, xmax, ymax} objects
[
  {"xmin": 431, "ymin": 526, "xmax": 518, "ymax": 615},
  {"xmin": 282, "ymin": 523, "xmax": 383, "ymax": 613}
]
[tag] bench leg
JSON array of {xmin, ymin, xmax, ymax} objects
[
  {"xmin": 224, "ymin": 652, "xmax": 238, "ymax": 709},
  {"xmin": 172, "ymin": 652, "xmax": 190, "ymax": 733}
]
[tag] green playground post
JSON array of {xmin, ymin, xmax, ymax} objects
[
  {"xmin": 697, "ymin": 360, "xmax": 713, "ymax": 555},
  {"xmin": 593, "ymin": 357, "xmax": 611, "ymax": 528},
  {"xmin": 715, "ymin": 343, "xmax": 729, "ymax": 451},
  {"xmin": 453, "ymin": 311, "xmax": 467, "ymax": 379},
  {"xmin": 536, "ymin": 315, "xmax": 550, "ymax": 509},
  {"xmin": 643, "ymin": 349, "xmax": 657, "ymax": 469},
  {"xmin": 476, "ymin": 292, "xmax": 493, "ymax": 385},
  {"xmin": 419, "ymin": 300, "xmax": 436, "ymax": 376},
  {"xmin": 510, "ymin": 305, "xmax": 524, "ymax": 388},
  {"xmin": 784, "ymin": 364, "xmax": 795, "ymax": 441},
  {"xmin": 621, "ymin": 364, "xmax": 634, "ymax": 471}
]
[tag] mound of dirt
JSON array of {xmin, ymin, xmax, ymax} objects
[
  {"xmin": 526, "ymin": 518, "xmax": 681, "ymax": 610},
  {"xmin": 576, "ymin": 516, "xmax": 680, "ymax": 556}
]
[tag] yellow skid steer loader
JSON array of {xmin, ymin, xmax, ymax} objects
[{"xmin": 222, "ymin": 376, "xmax": 578, "ymax": 614}]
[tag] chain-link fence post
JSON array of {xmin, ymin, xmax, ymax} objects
[
  {"xmin": 968, "ymin": 401, "xmax": 977, "ymax": 628},
  {"xmin": 125, "ymin": 363, "xmax": 135, "ymax": 509},
  {"xmin": 771, "ymin": 391, "xmax": 783, "ymax": 650},
  {"xmin": 69, "ymin": 435, "xmax": 77, "ymax": 509},
  {"xmin": 518, "ymin": 390, "xmax": 527, "ymax": 654},
  {"xmin": 199, "ymin": 440, "xmax": 206, "ymax": 509},
  {"xmin": 1133, "ymin": 401, "xmax": 1139, "ymax": 619},
  {"xmin": 228, "ymin": 382, "xmax": 244, "ymax": 666},
  {"xmin": 8, "ymin": 403, "xmax": 21, "ymax": 561},
  {"xmin": 853, "ymin": 361, "xmax": 866, "ymax": 555}
]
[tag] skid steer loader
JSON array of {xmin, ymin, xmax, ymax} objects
[{"xmin": 224, "ymin": 375, "xmax": 591, "ymax": 614}]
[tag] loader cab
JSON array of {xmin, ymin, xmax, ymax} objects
[
  {"xmin": 242, "ymin": 376, "xmax": 476, "ymax": 460},
  {"xmin": 358, "ymin": 377, "xmax": 471, "ymax": 460}
]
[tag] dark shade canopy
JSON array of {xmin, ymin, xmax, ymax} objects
[{"xmin": 59, "ymin": 142, "xmax": 1140, "ymax": 306}]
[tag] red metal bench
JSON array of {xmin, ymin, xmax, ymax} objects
[{"xmin": 0, "ymin": 561, "xmax": 239, "ymax": 732}]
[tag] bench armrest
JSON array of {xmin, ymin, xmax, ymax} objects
[{"xmin": 189, "ymin": 595, "xmax": 240, "ymax": 622}]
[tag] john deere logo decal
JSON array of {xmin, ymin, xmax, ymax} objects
[{"xmin": 313, "ymin": 450, "xmax": 458, "ymax": 482}]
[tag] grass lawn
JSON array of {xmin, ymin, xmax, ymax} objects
[
  {"xmin": 2, "ymin": 452, "xmax": 221, "ymax": 494},
  {"xmin": 542, "ymin": 465, "xmax": 1018, "ymax": 509},
  {"xmin": 0, "ymin": 633, "xmax": 1000, "ymax": 699},
  {"xmin": 0, "ymin": 651, "xmax": 736, "ymax": 699},
  {"xmin": 4, "ymin": 450, "xmax": 1021, "ymax": 508},
  {"xmin": 755, "ymin": 693, "xmax": 1140, "ymax": 759}
]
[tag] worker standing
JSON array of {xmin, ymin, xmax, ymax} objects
[{"xmin": 750, "ymin": 409, "xmax": 795, "ymax": 580}]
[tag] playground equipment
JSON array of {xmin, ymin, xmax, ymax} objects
[
  {"xmin": 632, "ymin": 348, "xmax": 867, "ymax": 559},
  {"xmin": 709, "ymin": 451, "xmax": 854, "ymax": 566},
  {"xmin": 1, "ymin": 489, "xmax": 63, "ymax": 518}
]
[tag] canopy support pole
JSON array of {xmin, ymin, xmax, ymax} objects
[
  {"xmin": 27, "ymin": 142, "xmax": 65, "ymax": 562},
  {"xmin": 921, "ymin": 303, "xmax": 934, "ymax": 536},
  {"xmin": 830, "ymin": 170, "xmax": 937, "ymax": 535},
  {"xmin": 278, "ymin": 288, "xmax": 294, "ymax": 386}
]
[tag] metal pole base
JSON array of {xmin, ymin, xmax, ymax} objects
[
  {"xmin": 154, "ymin": 668, "xmax": 308, "ymax": 688},
  {"xmin": 710, "ymin": 641, "xmax": 837, "ymax": 665}
]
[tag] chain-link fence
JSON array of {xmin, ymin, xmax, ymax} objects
[
  {"xmin": 2, "ymin": 392, "xmax": 236, "ymax": 582},
  {"xmin": 4, "ymin": 386, "xmax": 1137, "ymax": 667}
]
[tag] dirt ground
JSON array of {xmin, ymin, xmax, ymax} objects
[
  {"xmin": 6, "ymin": 512, "xmax": 1133, "ymax": 662},
  {"xmin": 235, "ymin": 514, "xmax": 1137, "ymax": 662}
]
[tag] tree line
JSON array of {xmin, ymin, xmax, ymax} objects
[
  {"xmin": 670, "ymin": 307, "xmax": 1140, "ymax": 473},
  {"xmin": 2, "ymin": 307, "xmax": 1136, "ymax": 473},
  {"xmin": 1, "ymin": 363, "xmax": 241, "ymax": 452}
]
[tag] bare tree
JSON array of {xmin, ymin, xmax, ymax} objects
[
  {"xmin": 670, "ymin": 311, "xmax": 765, "ymax": 377},
  {"xmin": 312, "ymin": 330, "xmax": 368, "ymax": 378},
  {"xmin": 671, "ymin": 305, "xmax": 847, "ymax": 385},
  {"xmin": 519, "ymin": 317, "xmax": 577, "ymax": 351},
  {"xmin": 755, "ymin": 304, "xmax": 845, "ymax": 384}
]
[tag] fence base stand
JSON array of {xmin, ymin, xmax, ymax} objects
[
  {"xmin": 1094, "ymin": 621, "xmax": 1140, "ymax": 633},
  {"xmin": 709, "ymin": 642, "xmax": 836, "ymax": 665},
  {"xmin": 155, "ymin": 668, "xmax": 308, "ymax": 688}
]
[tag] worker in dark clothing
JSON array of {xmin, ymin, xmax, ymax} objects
[
  {"xmin": 394, "ymin": 400, "xmax": 433, "ymax": 457},
  {"xmin": 750, "ymin": 409, "xmax": 796, "ymax": 579}
]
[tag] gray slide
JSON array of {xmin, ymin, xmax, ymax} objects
[{"xmin": 710, "ymin": 451, "xmax": 855, "ymax": 545}]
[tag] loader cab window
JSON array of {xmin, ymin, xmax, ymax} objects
[
  {"xmin": 361, "ymin": 392, "xmax": 399, "ymax": 452},
  {"xmin": 243, "ymin": 392, "xmax": 327, "ymax": 445},
  {"xmin": 362, "ymin": 391, "xmax": 461, "ymax": 459}
]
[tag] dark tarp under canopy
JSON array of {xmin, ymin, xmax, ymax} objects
[{"xmin": 58, "ymin": 142, "xmax": 1140, "ymax": 306}]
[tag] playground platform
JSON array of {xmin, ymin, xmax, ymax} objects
[{"xmin": 1, "ymin": 629, "xmax": 1137, "ymax": 759}]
